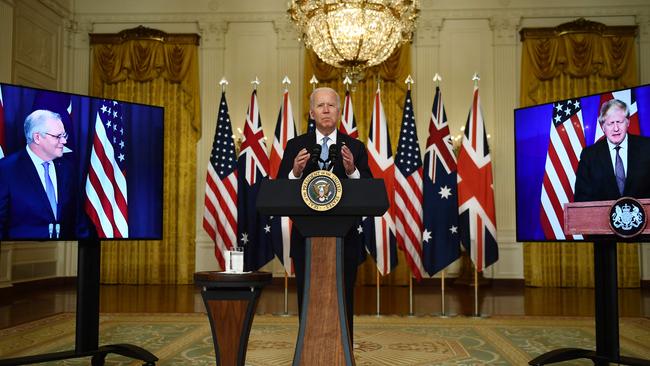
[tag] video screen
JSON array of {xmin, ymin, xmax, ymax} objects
[
  {"xmin": 515, "ymin": 85, "xmax": 650, "ymax": 242},
  {"xmin": 0, "ymin": 83, "xmax": 164, "ymax": 241}
]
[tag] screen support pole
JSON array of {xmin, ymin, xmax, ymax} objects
[{"xmin": 0, "ymin": 238, "xmax": 158, "ymax": 366}]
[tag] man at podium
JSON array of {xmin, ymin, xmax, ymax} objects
[
  {"xmin": 277, "ymin": 87, "xmax": 372, "ymax": 341},
  {"xmin": 574, "ymin": 98, "xmax": 650, "ymax": 202}
]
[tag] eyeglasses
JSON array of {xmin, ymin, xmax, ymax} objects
[{"xmin": 43, "ymin": 132, "xmax": 69, "ymax": 141}]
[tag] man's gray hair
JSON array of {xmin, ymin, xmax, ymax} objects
[
  {"xmin": 24, "ymin": 109, "xmax": 62, "ymax": 144},
  {"xmin": 309, "ymin": 87, "xmax": 341, "ymax": 110},
  {"xmin": 598, "ymin": 99, "xmax": 629, "ymax": 125}
]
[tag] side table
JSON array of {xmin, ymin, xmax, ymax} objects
[{"xmin": 194, "ymin": 271, "xmax": 272, "ymax": 366}]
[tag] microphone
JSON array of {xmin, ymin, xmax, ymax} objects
[
  {"xmin": 327, "ymin": 143, "xmax": 340, "ymax": 170},
  {"xmin": 310, "ymin": 143, "xmax": 322, "ymax": 168}
]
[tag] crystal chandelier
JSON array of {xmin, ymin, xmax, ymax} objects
[{"xmin": 288, "ymin": 0, "xmax": 420, "ymax": 71}]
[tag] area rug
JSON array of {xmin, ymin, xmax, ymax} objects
[{"xmin": 1, "ymin": 313, "xmax": 649, "ymax": 365}]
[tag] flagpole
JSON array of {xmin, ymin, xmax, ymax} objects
[
  {"xmin": 474, "ymin": 265, "xmax": 479, "ymax": 317},
  {"xmin": 440, "ymin": 271, "xmax": 448, "ymax": 318},
  {"xmin": 375, "ymin": 269, "xmax": 381, "ymax": 317},
  {"xmin": 408, "ymin": 276, "xmax": 414, "ymax": 317}
]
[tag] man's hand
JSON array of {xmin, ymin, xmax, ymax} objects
[
  {"xmin": 292, "ymin": 148, "xmax": 310, "ymax": 177},
  {"xmin": 341, "ymin": 145, "xmax": 355, "ymax": 175}
]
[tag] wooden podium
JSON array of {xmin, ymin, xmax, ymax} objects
[
  {"xmin": 529, "ymin": 199, "xmax": 650, "ymax": 366},
  {"xmin": 257, "ymin": 178, "xmax": 388, "ymax": 366}
]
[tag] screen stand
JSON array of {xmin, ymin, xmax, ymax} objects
[{"xmin": 0, "ymin": 239, "xmax": 158, "ymax": 366}]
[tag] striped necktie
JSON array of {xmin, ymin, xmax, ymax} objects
[{"xmin": 43, "ymin": 161, "xmax": 57, "ymax": 219}]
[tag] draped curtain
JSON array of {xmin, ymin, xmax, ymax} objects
[
  {"xmin": 303, "ymin": 45, "xmax": 412, "ymax": 285},
  {"xmin": 520, "ymin": 19, "xmax": 639, "ymax": 287},
  {"xmin": 90, "ymin": 26, "xmax": 201, "ymax": 284}
]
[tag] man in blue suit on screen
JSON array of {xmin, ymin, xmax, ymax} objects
[
  {"xmin": 0, "ymin": 110, "xmax": 77, "ymax": 240},
  {"xmin": 575, "ymin": 99, "xmax": 650, "ymax": 202}
]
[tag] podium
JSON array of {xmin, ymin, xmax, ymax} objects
[
  {"xmin": 529, "ymin": 199, "xmax": 650, "ymax": 366},
  {"xmin": 257, "ymin": 178, "xmax": 388, "ymax": 366}
]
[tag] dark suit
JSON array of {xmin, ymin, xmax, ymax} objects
[
  {"xmin": 277, "ymin": 131, "xmax": 372, "ymax": 340},
  {"xmin": 574, "ymin": 134, "xmax": 650, "ymax": 202},
  {"xmin": 0, "ymin": 149, "xmax": 77, "ymax": 240}
]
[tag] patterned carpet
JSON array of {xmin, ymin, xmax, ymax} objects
[{"xmin": 1, "ymin": 313, "xmax": 650, "ymax": 365}]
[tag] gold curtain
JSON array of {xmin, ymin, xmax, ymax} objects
[
  {"xmin": 90, "ymin": 26, "xmax": 201, "ymax": 284},
  {"xmin": 303, "ymin": 45, "xmax": 413, "ymax": 285},
  {"xmin": 520, "ymin": 19, "xmax": 639, "ymax": 287}
]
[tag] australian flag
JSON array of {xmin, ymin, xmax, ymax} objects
[
  {"xmin": 422, "ymin": 86, "xmax": 460, "ymax": 275},
  {"xmin": 237, "ymin": 90, "xmax": 274, "ymax": 271}
]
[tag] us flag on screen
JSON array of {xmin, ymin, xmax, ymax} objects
[
  {"xmin": 394, "ymin": 90, "xmax": 425, "ymax": 280},
  {"xmin": 422, "ymin": 86, "xmax": 460, "ymax": 275},
  {"xmin": 269, "ymin": 88, "xmax": 297, "ymax": 275},
  {"xmin": 338, "ymin": 90, "xmax": 358, "ymax": 138},
  {"xmin": 85, "ymin": 100, "xmax": 128, "ymax": 238},
  {"xmin": 457, "ymin": 85, "xmax": 498, "ymax": 272},
  {"xmin": 364, "ymin": 87, "xmax": 398, "ymax": 275},
  {"xmin": 203, "ymin": 92, "xmax": 238, "ymax": 269},
  {"xmin": 0, "ymin": 86, "xmax": 5, "ymax": 159},
  {"xmin": 540, "ymin": 98, "xmax": 586, "ymax": 240},
  {"xmin": 238, "ymin": 90, "xmax": 274, "ymax": 271}
]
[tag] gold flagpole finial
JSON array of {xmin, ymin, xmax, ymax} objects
[
  {"xmin": 405, "ymin": 75, "xmax": 414, "ymax": 90},
  {"xmin": 343, "ymin": 75, "xmax": 352, "ymax": 91},
  {"xmin": 309, "ymin": 75, "xmax": 319, "ymax": 90},
  {"xmin": 251, "ymin": 76, "xmax": 261, "ymax": 90},
  {"xmin": 219, "ymin": 77, "xmax": 229, "ymax": 93},
  {"xmin": 282, "ymin": 76, "xmax": 291, "ymax": 91},
  {"xmin": 433, "ymin": 73, "xmax": 442, "ymax": 86}
]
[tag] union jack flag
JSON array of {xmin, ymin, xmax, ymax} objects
[
  {"xmin": 540, "ymin": 98, "xmax": 586, "ymax": 240},
  {"xmin": 594, "ymin": 88, "xmax": 639, "ymax": 141},
  {"xmin": 394, "ymin": 90, "xmax": 425, "ymax": 280},
  {"xmin": 238, "ymin": 90, "xmax": 274, "ymax": 271},
  {"xmin": 84, "ymin": 100, "xmax": 128, "ymax": 238},
  {"xmin": 457, "ymin": 85, "xmax": 498, "ymax": 272},
  {"xmin": 338, "ymin": 90, "xmax": 358, "ymax": 138},
  {"xmin": 203, "ymin": 92, "xmax": 238, "ymax": 269},
  {"xmin": 269, "ymin": 88, "xmax": 297, "ymax": 274},
  {"xmin": 422, "ymin": 86, "xmax": 460, "ymax": 275},
  {"xmin": 363, "ymin": 87, "xmax": 398, "ymax": 275}
]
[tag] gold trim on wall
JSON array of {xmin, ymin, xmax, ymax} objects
[{"xmin": 90, "ymin": 25, "xmax": 200, "ymax": 45}]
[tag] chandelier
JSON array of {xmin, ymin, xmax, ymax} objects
[{"xmin": 288, "ymin": 0, "xmax": 420, "ymax": 71}]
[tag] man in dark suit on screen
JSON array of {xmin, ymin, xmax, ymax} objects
[
  {"xmin": 277, "ymin": 87, "xmax": 372, "ymax": 341},
  {"xmin": 0, "ymin": 109, "xmax": 77, "ymax": 240},
  {"xmin": 575, "ymin": 99, "xmax": 650, "ymax": 202}
]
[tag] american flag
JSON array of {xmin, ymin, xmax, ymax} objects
[
  {"xmin": 84, "ymin": 99, "xmax": 128, "ymax": 238},
  {"xmin": 594, "ymin": 89, "xmax": 639, "ymax": 142},
  {"xmin": 394, "ymin": 90, "xmax": 425, "ymax": 280},
  {"xmin": 457, "ymin": 85, "xmax": 498, "ymax": 272},
  {"xmin": 0, "ymin": 86, "xmax": 5, "ymax": 159},
  {"xmin": 364, "ymin": 87, "xmax": 398, "ymax": 275},
  {"xmin": 540, "ymin": 98, "xmax": 586, "ymax": 240},
  {"xmin": 238, "ymin": 90, "xmax": 274, "ymax": 271},
  {"xmin": 422, "ymin": 86, "xmax": 460, "ymax": 275},
  {"xmin": 203, "ymin": 92, "xmax": 238, "ymax": 269},
  {"xmin": 269, "ymin": 88, "xmax": 297, "ymax": 274},
  {"xmin": 338, "ymin": 90, "xmax": 358, "ymax": 138}
]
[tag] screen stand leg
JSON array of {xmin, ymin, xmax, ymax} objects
[
  {"xmin": 0, "ymin": 239, "xmax": 158, "ymax": 366},
  {"xmin": 529, "ymin": 240, "xmax": 650, "ymax": 366}
]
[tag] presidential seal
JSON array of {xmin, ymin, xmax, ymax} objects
[
  {"xmin": 609, "ymin": 197, "xmax": 647, "ymax": 238},
  {"xmin": 301, "ymin": 170, "xmax": 343, "ymax": 211}
]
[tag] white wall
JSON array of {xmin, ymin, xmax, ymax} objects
[{"xmin": 2, "ymin": 0, "xmax": 650, "ymax": 284}]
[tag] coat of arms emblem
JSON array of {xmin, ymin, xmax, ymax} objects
[{"xmin": 609, "ymin": 197, "xmax": 647, "ymax": 238}]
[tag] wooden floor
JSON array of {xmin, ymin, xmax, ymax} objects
[{"xmin": 1, "ymin": 279, "xmax": 649, "ymax": 330}]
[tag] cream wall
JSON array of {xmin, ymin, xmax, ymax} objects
[{"xmin": 1, "ymin": 0, "xmax": 650, "ymax": 284}]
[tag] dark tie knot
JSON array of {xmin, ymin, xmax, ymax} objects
[{"xmin": 615, "ymin": 145, "xmax": 621, "ymax": 153}]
